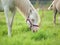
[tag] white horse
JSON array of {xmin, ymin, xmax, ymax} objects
[{"xmin": 0, "ymin": 0, "xmax": 41, "ymax": 36}]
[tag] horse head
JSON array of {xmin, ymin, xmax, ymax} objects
[{"xmin": 26, "ymin": 9, "xmax": 41, "ymax": 32}]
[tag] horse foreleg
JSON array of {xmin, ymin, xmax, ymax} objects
[
  {"xmin": 53, "ymin": 10, "xmax": 57, "ymax": 24},
  {"xmin": 10, "ymin": 9, "xmax": 16, "ymax": 30},
  {"xmin": 3, "ymin": 6, "xmax": 11, "ymax": 36},
  {"xmin": 3, "ymin": 6, "xmax": 15, "ymax": 37}
]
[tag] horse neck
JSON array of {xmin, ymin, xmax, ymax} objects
[
  {"xmin": 15, "ymin": 0, "xmax": 40, "ymax": 24},
  {"xmin": 15, "ymin": 0, "xmax": 34, "ymax": 17}
]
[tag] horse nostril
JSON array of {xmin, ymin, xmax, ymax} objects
[
  {"xmin": 32, "ymin": 30, "xmax": 38, "ymax": 32},
  {"xmin": 33, "ymin": 30, "xmax": 35, "ymax": 32}
]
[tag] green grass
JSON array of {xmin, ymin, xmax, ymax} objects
[{"xmin": 0, "ymin": 10, "xmax": 60, "ymax": 45}]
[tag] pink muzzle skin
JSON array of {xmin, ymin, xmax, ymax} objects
[{"xmin": 26, "ymin": 18, "xmax": 39, "ymax": 29}]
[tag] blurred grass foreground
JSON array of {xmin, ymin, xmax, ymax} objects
[{"xmin": 0, "ymin": 0, "xmax": 60, "ymax": 45}]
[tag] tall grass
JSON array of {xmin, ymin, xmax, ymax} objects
[{"xmin": 0, "ymin": 10, "xmax": 60, "ymax": 45}]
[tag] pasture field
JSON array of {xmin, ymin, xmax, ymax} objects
[{"xmin": 0, "ymin": 10, "xmax": 60, "ymax": 45}]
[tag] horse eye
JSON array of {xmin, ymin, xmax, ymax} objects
[{"xmin": 32, "ymin": 19, "xmax": 34, "ymax": 22}]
